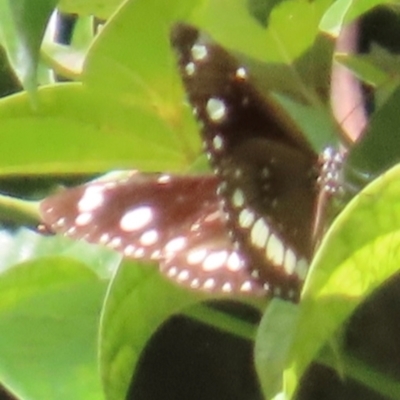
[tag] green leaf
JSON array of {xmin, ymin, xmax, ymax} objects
[
  {"xmin": 319, "ymin": 0, "xmax": 353, "ymax": 36},
  {"xmin": 192, "ymin": 0, "xmax": 333, "ymax": 63},
  {"xmin": 255, "ymin": 299, "xmax": 299, "ymax": 399},
  {"xmin": 40, "ymin": 41, "xmax": 85, "ymax": 80},
  {"xmin": 285, "ymin": 164, "xmax": 400, "ymax": 397},
  {"xmin": 0, "ymin": 231, "xmax": 108, "ymax": 400},
  {"xmin": 41, "ymin": 14, "xmax": 94, "ymax": 80},
  {"xmin": 59, "ymin": 0, "xmax": 126, "ymax": 19},
  {"xmin": 0, "ymin": 84, "xmax": 192, "ymax": 174},
  {"xmin": 320, "ymin": 0, "xmax": 389, "ymax": 36},
  {"xmin": 335, "ymin": 53, "xmax": 391, "ymax": 88},
  {"xmin": 346, "ymin": 86, "xmax": 400, "ymax": 178},
  {"xmin": 0, "ymin": 226, "xmax": 121, "ymax": 280},
  {"xmin": 344, "ymin": 0, "xmax": 391, "ymax": 24},
  {"xmin": 0, "ymin": 0, "xmax": 57, "ymax": 97},
  {"xmin": 334, "ymin": 44, "xmax": 400, "ymax": 112},
  {"xmin": 0, "ymin": 45, "xmax": 21, "ymax": 96},
  {"xmin": 99, "ymin": 259, "xmax": 206, "ymax": 400},
  {"xmin": 83, "ymin": 0, "xmax": 202, "ymax": 165}
]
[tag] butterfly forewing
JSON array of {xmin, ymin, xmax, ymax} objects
[
  {"xmin": 41, "ymin": 173, "xmax": 220, "ymax": 259},
  {"xmin": 171, "ymin": 23, "xmax": 319, "ymax": 300},
  {"xmin": 40, "ymin": 172, "xmax": 266, "ymax": 296}
]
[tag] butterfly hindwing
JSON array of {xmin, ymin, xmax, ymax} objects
[{"xmin": 160, "ymin": 209, "xmax": 266, "ymax": 296}]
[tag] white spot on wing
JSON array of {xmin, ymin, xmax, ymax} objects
[
  {"xmin": 103, "ymin": 181, "xmax": 117, "ymax": 189},
  {"xmin": 157, "ymin": 174, "xmax": 171, "ymax": 184},
  {"xmin": 206, "ymin": 98, "xmax": 226, "ymax": 122},
  {"xmin": 222, "ymin": 282, "xmax": 233, "ymax": 293},
  {"xmin": 251, "ymin": 218, "xmax": 269, "ymax": 249},
  {"xmin": 185, "ymin": 62, "xmax": 196, "ymax": 75},
  {"xmin": 133, "ymin": 248, "xmax": 145, "ymax": 257},
  {"xmin": 227, "ymin": 252, "xmax": 242, "ymax": 271},
  {"xmin": 124, "ymin": 245, "xmax": 135, "ymax": 256},
  {"xmin": 217, "ymin": 182, "xmax": 227, "ymax": 196},
  {"xmin": 240, "ymin": 281, "xmax": 253, "ymax": 292},
  {"xmin": 218, "ymin": 181, "xmax": 228, "ymax": 194},
  {"xmin": 55, "ymin": 217, "xmax": 66, "ymax": 228},
  {"xmin": 190, "ymin": 278, "xmax": 200, "ymax": 288},
  {"xmin": 284, "ymin": 249, "xmax": 297, "ymax": 275},
  {"xmin": 212, "ymin": 134, "xmax": 224, "ymax": 151},
  {"xmin": 66, "ymin": 226, "xmax": 76, "ymax": 236},
  {"xmin": 202, "ymin": 251, "xmax": 228, "ymax": 271},
  {"xmin": 251, "ymin": 269, "xmax": 260, "ymax": 279},
  {"xmin": 191, "ymin": 43, "xmax": 207, "ymax": 61},
  {"xmin": 177, "ymin": 269, "xmax": 190, "ymax": 281},
  {"xmin": 75, "ymin": 212, "xmax": 93, "ymax": 226},
  {"xmin": 232, "ymin": 189, "xmax": 244, "ymax": 208},
  {"xmin": 238, "ymin": 208, "xmax": 255, "ymax": 229},
  {"xmin": 187, "ymin": 248, "xmax": 207, "ymax": 265},
  {"xmin": 266, "ymin": 233, "xmax": 284, "ymax": 266},
  {"xmin": 151, "ymin": 250, "xmax": 161, "ymax": 259},
  {"xmin": 120, "ymin": 206, "xmax": 153, "ymax": 232},
  {"xmin": 167, "ymin": 266, "xmax": 178, "ymax": 277},
  {"xmin": 235, "ymin": 67, "xmax": 247, "ymax": 80},
  {"xmin": 78, "ymin": 186, "xmax": 105, "ymax": 212},
  {"xmin": 140, "ymin": 229, "xmax": 159, "ymax": 246},
  {"xmin": 203, "ymin": 278, "xmax": 216, "ymax": 290},
  {"xmin": 204, "ymin": 211, "xmax": 220, "ymax": 223},
  {"xmin": 110, "ymin": 236, "xmax": 122, "ymax": 248},
  {"xmin": 295, "ymin": 258, "xmax": 308, "ymax": 281},
  {"xmin": 99, "ymin": 233, "xmax": 110, "ymax": 244},
  {"xmin": 164, "ymin": 236, "xmax": 186, "ymax": 254}
]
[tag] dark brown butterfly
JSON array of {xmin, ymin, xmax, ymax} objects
[{"xmin": 40, "ymin": 23, "xmax": 342, "ymax": 301}]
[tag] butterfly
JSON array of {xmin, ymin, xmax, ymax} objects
[{"xmin": 40, "ymin": 23, "xmax": 342, "ymax": 302}]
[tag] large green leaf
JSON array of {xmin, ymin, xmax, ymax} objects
[
  {"xmin": 0, "ymin": 263, "xmax": 106, "ymax": 400},
  {"xmin": 83, "ymin": 0, "xmax": 202, "ymax": 166},
  {"xmin": 285, "ymin": 164, "xmax": 400, "ymax": 397},
  {"xmin": 0, "ymin": 229, "xmax": 110, "ymax": 400},
  {"xmin": 0, "ymin": 84, "xmax": 191, "ymax": 174},
  {"xmin": 189, "ymin": 0, "xmax": 333, "ymax": 63},
  {"xmin": 99, "ymin": 259, "xmax": 205, "ymax": 400}
]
